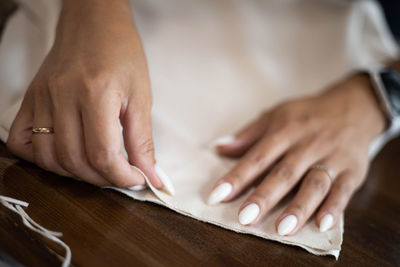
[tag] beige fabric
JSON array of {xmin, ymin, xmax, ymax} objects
[{"xmin": 0, "ymin": 0, "xmax": 398, "ymax": 259}]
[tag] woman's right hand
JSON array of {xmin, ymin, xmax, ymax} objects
[{"xmin": 6, "ymin": 0, "xmax": 164, "ymax": 189}]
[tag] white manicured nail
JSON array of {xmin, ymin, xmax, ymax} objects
[
  {"xmin": 278, "ymin": 215, "xmax": 298, "ymax": 236},
  {"xmin": 207, "ymin": 182, "xmax": 232, "ymax": 205},
  {"xmin": 155, "ymin": 164, "xmax": 175, "ymax": 196},
  {"xmin": 129, "ymin": 184, "xmax": 147, "ymax": 191},
  {"xmin": 214, "ymin": 135, "xmax": 235, "ymax": 146},
  {"xmin": 238, "ymin": 203, "xmax": 260, "ymax": 225},
  {"xmin": 319, "ymin": 213, "xmax": 334, "ymax": 232}
]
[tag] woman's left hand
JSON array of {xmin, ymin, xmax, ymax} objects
[{"xmin": 208, "ymin": 74, "xmax": 385, "ymax": 235}]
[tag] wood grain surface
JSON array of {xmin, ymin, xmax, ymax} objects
[{"xmin": 0, "ymin": 137, "xmax": 399, "ymax": 266}]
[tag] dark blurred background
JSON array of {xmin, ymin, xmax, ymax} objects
[{"xmin": 378, "ymin": 0, "xmax": 400, "ymax": 40}]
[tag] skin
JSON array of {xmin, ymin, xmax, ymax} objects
[
  {"xmin": 5, "ymin": 0, "xmax": 399, "ymax": 234},
  {"xmin": 213, "ymin": 73, "xmax": 389, "ymax": 234},
  {"xmin": 7, "ymin": 0, "xmax": 163, "ymax": 189}
]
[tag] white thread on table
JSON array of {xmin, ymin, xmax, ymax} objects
[{"xmin": 0, "ymin": 195, "xmax": 71, "ymax": 267}]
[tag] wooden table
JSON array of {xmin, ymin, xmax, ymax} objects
[{"xmin": 0, "ymin": 137, "xmax": 399, "ymax": 266}]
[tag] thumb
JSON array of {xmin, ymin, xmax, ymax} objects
[{"xmin": 121, "ymin": 102, "xmax": 169, "ymax": 192}]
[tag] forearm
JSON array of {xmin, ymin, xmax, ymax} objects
[{"xmin": 56, "ymin": 0, "xmax": 138, "ymax": 47}]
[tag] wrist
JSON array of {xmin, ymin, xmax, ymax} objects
[
  {"xmin": 345, "ymin": 73, "xmax": 386, "ymax": 137},
  {"xmin": 56, "ymin": 0, "xmax": 134, "ymax": 45}
]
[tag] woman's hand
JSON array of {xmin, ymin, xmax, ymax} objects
[
  {"xmin": 7, "ymin": 0, "xmax": 163, "ymax": 189},
  {"xmin": 209, "ymin": 74, "xmax": 385, "ymax": 234}
]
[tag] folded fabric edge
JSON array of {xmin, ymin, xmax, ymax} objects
[
  {"xmin": 110, "ymin": 187, "xmax": 341, "ymax": 259},
  {"xmin": 0, "ymin": 125, "xmax": 8, "ymax": 144}
]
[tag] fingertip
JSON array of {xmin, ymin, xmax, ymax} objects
[
  {"xmin": 238, "ymin": 202, "xmax": 260, "ymax": 225},
  {"xmin": 132, "ymin": 163, "xmax": 173, "ymax": 194},
  {"xmin": 145, "ymin": 164, "xmax": 164, "ymax": 189},
  {"xmin": 150, "ymin": 172, "xmax": 164, "ymax": 189},
  {"xmin": 214, "ymin": 135, "xmax": 236, "ymax": 147},
  {"xmin": 154, "ymin": 164, "xmax": 175, "ymax": 196},
  {"xmin": 277, "ymin": 214, "xmax": 298, "ymax": 236},
  {"xmin": 132, "ymin": 161, "xmax": 163, "ymax": 189},
  {"xmin": 129, "ymin": 184, "xmax": 147, "ymax": 191},
  {"xmin": 213, "ymin": 136, "xmax": 249, "ymax": 158},
  {"xmin": 213, "ymin": 136, "xmax": 238, "ymax": 155},
  {"xmin": 207, "ymin": 182, "xmax": 233, "ymax": 205},
  {"xmin": 317, "ymin": 212, "xmax": 335, "ymax": 232}
]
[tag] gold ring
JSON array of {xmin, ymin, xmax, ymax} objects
[
  {"xmin": 310, "ymin": 164, "xmax": 335, "ymax": 184},
  {"xmin": 32, "ymin": 127, "xmax": 54, "ymax": 134}
]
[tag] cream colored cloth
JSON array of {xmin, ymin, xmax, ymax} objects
[{"xmin": 0, "ymin": 0, "xmax": 399, "ymax": 259}]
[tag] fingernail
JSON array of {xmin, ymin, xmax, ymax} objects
[
  {"xmin": 129, "ymin": 184, "xmax": 147, "ymax": 191},
  {"xmin": 207, "ymin": 182, "xmax": 232, "ymax": 205},
  {"xmin": 238, "ymin": 203, "xmax": 260, "ymax": 225},
  {"xmin": 278, "ymin": 215, "xmax": 298, "ymax": 236},
  {"xmin": 319, "ymin": 213, "xmax": 334, "ymax": 232},
  {"xmin": 214, "ymin": 135, "xmax": 235, "ymax": 146},
  {"xmin": 154, "ymin": 164, "xmax": 175, "ymax": 196}
]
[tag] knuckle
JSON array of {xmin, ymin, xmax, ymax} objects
[
  {"xmin": 296, "ymin": 112, "xmax": 313, "ymax": 125},
  {"xmin": 47, "ymin": 73, "xmax": 66, "ymax": 91},
  {"xmin": 87, "ymin": 149, "xmax": 118, "ymax": 174},
  {"xmin": 272, "ymin": 119, "xmax": 298, "ymax": 137},
  {"xmin": 271, "ymin": 102, "xmax": 314, "ymax": 131},
  {"xmin": 306, "ymin": 173, "xmax": 330, "ymax": 192},
  {"xmin": 83, "ymin": 74, "xmax": 106, "ymax": 91},
  {"xmin": 250, "ymin": 190, "xmax": 272, "ymax": 206},
  {"xmin": 33, "ymin": 153, "xmax": 54, "ymax": 171},
  {"xmin": 288, "ymin": 202, "xmax": 306, "ymax": 215},
  {"xmin": 334, "ymin": 177, "xmax": 354, "ymax": 196},
  {"xmin": 33, "ymin": 83, "xmax": 49, "ymax": 101},
  {"xmin": 326, "ymin": 201, "xmax": 340, "ymax": 212},
  {"xmin": 282, "ymin": 116, "xmax": 298, "ymax": 129},
  {"xmin": 323, "ymin": 128, "xmax": 342, "ymax": 142},
  {"xmin": 272, "ymin": 164, "xmax": 296, "ymax": 183},
  {"xmin": 224, "ymin": 171, "xmax": 243, "ymax": 185},
  {"xmin": 138, "ymin": 138, "xmax": 155, "ymax": 156},
  {"xmin": 248, "ymin": 150, "xmax": 268, "ymax": 166},
  {"xmin": 273, "ymin": 135, "xmax": 291, "ymax": 150},
  {"xmin": 80, "ymin": 73, "xmax": 115, "ymax": 101},
  {"xmin": 57, "ymin": 151, "xmax": 82, "ymax": 173},
  {"xmin": 47, "ymin": 74, "xmax": 68, "ymax": 105},
  {"xmin": 273, "ymin": 102, "xmax": 295, "ymax": 120},
  {"xmin": 254, "ymin": 134, "xmax": 287, "ymax": 159},
  {"xmin": 6, "ymin": 135, "xmax": 21, "ymax": 155}
]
